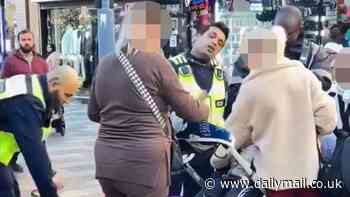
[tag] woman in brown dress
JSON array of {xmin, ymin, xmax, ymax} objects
[{"xmin": 88, "ymin": 2, "xmax": 209, "ymax": 197}]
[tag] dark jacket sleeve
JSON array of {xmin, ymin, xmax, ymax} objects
[
  {"xmin": 156, "ymin": 55, "xmax": 209, "ymax": 122},
  {"xmin": 233, "ymin": 55, "xmax": 250, "ymax": 78},
  {"xmin": 87, "ymin": 79, "xmax": 100, "ymax": 123},
  {"xmin": 223, "ymin": 83, "xmax": 242, "ymax": 120},
  {"xmin": 6, "ymin": 96, "xmax": 56, "ymax": 193}
]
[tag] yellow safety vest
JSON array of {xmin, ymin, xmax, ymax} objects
[
  {"xmin": 170, "ymin": 54, "xmax": 226, "ymax": 127},
  {"xmin": 0, "ymin": 75, "xmax": 52, "ymax": 166}
]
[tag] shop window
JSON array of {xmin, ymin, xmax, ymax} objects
[{"xmin": 42, "ymin": 7, "xmax": 98, "ymax": 89}]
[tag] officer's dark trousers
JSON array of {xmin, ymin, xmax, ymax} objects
[
  {"xmin": 0, "ymin": 164, "xmax": 20, "ymax": 197},
  {"xmin": 0, "ymin": 97, "xmax": 58, "ymax": 197}
]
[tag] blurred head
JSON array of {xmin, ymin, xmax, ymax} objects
[
  {"xmin": 17, "ymin": 30, "xmax": 34, "ymax": 54},
  {"xmin": 115, "ymin": 1, "xmax": 171, "ymax": 54},
  {"xmin": 274, "ymin": 6, "xmax": 302, "ymax": 44},
  {"xmin": 191, "ymin": 22, "xmax": 230, "ymax": 60},
  {"xmin": 333, "ymin": 48, "xmax": 350, "ymax": 90},
  {"xmin": 47, "ymin": 65, "xmax": 82, "ymax": 105},
  {"xmin": 239, "ymin": 26, "xmax": 287, "ymax": 71}
]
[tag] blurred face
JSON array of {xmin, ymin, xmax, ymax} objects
[
  {"xmin": 334, "ymin": 48, "xmax": 350, "ymax": 90},
  {"xmin": 192, "ymin": 26, "xmax": 226, "ymax": 59},
  {"xmin": 125, "ymin": 2, "xmax": 167, "ymax": 54},
  {"xmin": 127, "ymin": 23, "xmax": 161, "ymax": 52},
  {"xmin": 240, "ymin": 30, "xmax": 280, "ymax": 70},
  {"xmin": 19, "ymin": 33, "xmax": 34, "ymax": 53}
]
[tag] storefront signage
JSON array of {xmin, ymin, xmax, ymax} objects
[{"xmin": 190, "ymin": 0, "xmax": 207, "ymax": 11}]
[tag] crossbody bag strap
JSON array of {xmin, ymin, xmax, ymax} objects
[{"xmin": 118, "ymin": 51, "xmax": 169, "ymax": 137}]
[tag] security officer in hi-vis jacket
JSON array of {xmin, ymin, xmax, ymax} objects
[
  {"xmin": 0, "ymin": 65, "xmax": 81, "ymax": 197},
  {"xmin": 168, "ymin": 22, "xmax": 233, "ymax": 197}
]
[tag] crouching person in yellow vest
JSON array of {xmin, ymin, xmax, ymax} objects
[
  {"xmin": 168, "ymin": 22, "xmax": 233, "ymax": 197},
  {"xmin": 0, "ymin": 65, "xmax": 81, "ymax": 197}
]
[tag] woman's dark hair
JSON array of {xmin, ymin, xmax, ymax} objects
[{"xmin": 209, "ymin": 22, "xmax": 230, "ymax": 42}]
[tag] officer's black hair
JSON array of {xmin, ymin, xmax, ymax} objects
[
  {"xmin": 17, "ymin": 29, "xmax": 34, "ymax": 41},
  {"xmin": 209, "ymin": 22, "xmax": 230, "ymax": 42}
]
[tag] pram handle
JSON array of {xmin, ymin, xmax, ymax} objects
[{"xmin": 227, "ymin": 145, "xmax": 256, "ymax": 181}]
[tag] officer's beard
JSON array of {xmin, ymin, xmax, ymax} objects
[{"xmin": 50, "ymin": 90, "xmax": 63, "ymax": 112}]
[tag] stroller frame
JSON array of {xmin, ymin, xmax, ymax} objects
[{"xmin": 176, "ymin": 133, "xmax": 265, "ymax": 197}]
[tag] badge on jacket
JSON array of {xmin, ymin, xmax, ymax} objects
[
  {"xmin": 179, "ymin": 66, "xmax": 191, "ymax": 76},
  {"xmin": 216, "ymin": 99, "xmax": 225, "ymax": 108},
  {"xmin": 216, "ymin": 69, "xmax": 224, "ymax": 81}
]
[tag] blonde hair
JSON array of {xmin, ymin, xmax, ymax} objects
[{"xmin": 47, "ymin": 65, "xmax": 82, "ymax": 91}]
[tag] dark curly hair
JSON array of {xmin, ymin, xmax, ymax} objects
[{"xmin": 209, "ymin": 22, "xmax": 230, "ymax": 42}]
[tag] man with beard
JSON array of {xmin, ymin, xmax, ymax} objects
[
  {"xmin": 274, "ymin": 5, "xmax": 333, "ymax": 90},
  {"xmin": 1, "ymin": 30, "xmax": 48, "ymax": 78},
  {"xmin": 0, "ymin": 65, "xmax": 81, "ymax": 197},
  {"xmin": 168, "ymin": 22, "xmax": 230, "ymax": 197},
  {"xmin": 1, "ymin": 30, "xmax": 49, "ymax": 173}
]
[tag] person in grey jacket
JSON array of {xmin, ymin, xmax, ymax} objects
[{"xmin": 88, "ymin": 2, "xmax": 209, "ymax": 197}]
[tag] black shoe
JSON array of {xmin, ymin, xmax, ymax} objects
[
  {"xmin": 11, "ymin": 163, "xmax": 24, "ymax": 173},
  {"xmin": 57, "ymin": 125, "xmax": 65, "ymax": 136}
]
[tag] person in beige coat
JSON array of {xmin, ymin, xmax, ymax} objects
[{"xmin": 224, "ymin": 26, "xmax": 337, "ymax": 197}]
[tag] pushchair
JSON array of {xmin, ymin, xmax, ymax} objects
[{"xmin": 173, "ymin": 122, "xmax": 265, "ymax": 197}]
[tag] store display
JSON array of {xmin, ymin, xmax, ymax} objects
[
  {"xmin": 40, "ymin": 8, "xmax": 98, "ymax": 88},
  {"xmin": 0, "ymin": 1, "xmax": 5, "ymax": 61}
]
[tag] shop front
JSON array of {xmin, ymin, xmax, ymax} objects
[
  {"xmin": 0, "ymin": 0, "xmax": 5, "ymax": 65},
  {"xmin": 31, "ymin": 0, "xmax": 102, "ymax": 88},
  {"xmin": 31, "ymin": 0, "xmax": 181, "ymax": 89}
]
